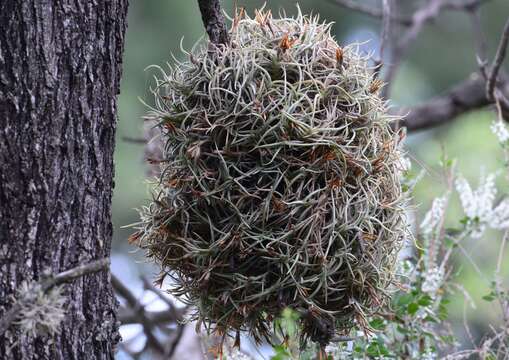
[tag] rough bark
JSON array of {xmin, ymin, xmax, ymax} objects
[
  {"xmin": 197, "ymin": 0, "xmax": 229, "ymax": 46},
  {"xmin": 0, "ymin": 1, "xmax": 128, "ymax": 359}
]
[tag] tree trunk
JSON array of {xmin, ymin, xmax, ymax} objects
[{"xmin": 0, "ymin": 1, "xmax": 128, "ymax": 359}]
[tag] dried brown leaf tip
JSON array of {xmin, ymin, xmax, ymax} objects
[
  {"xmin": 255, "ymin": 8, "xmax": 271, "ymax": 27},
  {"xmin": 397, "ymin": 127, "xmax": 407, "ymax": 144},
  {"xmin": 272, "ymin": 195, "xmax": 287, "ymax": 212},
  {"xmin": 186, "ymin": 142, "xmax": 201, "ymax": 160},
  {"xmin": 207, "ymin": 344, "xmax": 223, "ymax": 359},
  {"xmin": 163, "ymin": 121, "xmax": 176, "ymax": 132},
  {"xmin": 328, "ymin": 178, "xmax": 343, "ymax": 189},
  {"xmin": 369, "ymin": 78, "xmax": 384, "ymax": 94},
  {"xmin": 336, "ymin": 47, "xmax": 344, "ymax": 67},
  {"xmin": 323, "ymin": 150, "xmax": 336, "ymax": 161},
  {"xmin": 128, "ymin": 231, "xmax": 142, "ymax": 245},
  {"xmin": 167, "ymin": 178, "xmax": 180, "ymax": 188},
  {"xmin": 232, "ymin": 6, "xmax": 245, "ymax": 30},
  {"xmin": 279, "ymin": 33, "xmax": 297, "ymax": 52},
  {"xmin": 146, "ymin": 158, "xmax": 163, "ymax": 164},
  {"xmin": 362, "ymin": 232, "xmax": 377, "ymax": 241},
  {"xmin": 153, "ymin": 271, "xmax": 166, "ymax": 288}
]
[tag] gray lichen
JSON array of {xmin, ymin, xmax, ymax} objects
[{"xmin": 15, "ymin": 281, "xmax": 66, "ymax": 338}]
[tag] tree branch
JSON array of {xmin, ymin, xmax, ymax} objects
[
  {"xmin": 379, "ymin": 0, "xmax": 392, "ymax": 62},
  {"xmin": 197, "ymin": 0, "xmax": 229, "ymax": 46},
  {"xmin": 117, "ymin": 306, "xmax": 184, "ymax": 326},
  {"xmin": 112, "ymin": 274, "xmax": 190, "ymax": 358},
  {"xmin": 331, "ymin": 0, "xmax": 494, "ymax": 100},
  {"xmin": 141, "ymin": 276, "xmax": 183, "ymax": 321},
  {"xmin": 111, "ymin": 274, "xmax": 166, "ymax": 355},
  {"xmin": 403, "ymin": 73, "xmax": 509, "ymax": 132},
  {"xmin": 47, "ymin": 258, "xmax": 109, "ymax": 290},
  {"xmin": 329, "ymin": 0, "xmax": 413, "ymax": 26},
  {"xmin": 383, "ymin": 0, "xmax": 447, "ymax": 98},
  {"xmin": 0, "ymin": 258, "xmax": 109, "ymax": 334},
  {"xmin": 329, "ymin": 0, "xmax": 491, "ymax": 26}
]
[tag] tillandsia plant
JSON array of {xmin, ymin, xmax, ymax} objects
[
  {"xmin": 131, "ymin": 7, "xmax": 408, "ymax": 350},
  {"xmin": 316, "ymin": 115, "xmax": 509, "ymax": 360},
  {"xmin": 273, "ymin": 150, "xmax": 509, "ymax": 359}
]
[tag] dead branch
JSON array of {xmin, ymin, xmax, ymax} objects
[
  {"xmin": 122, "ymin": 136, "xmax": 146, "ymax": 144},
  {"xmin": 111, "ymin": 274, "xmax": 166, "ymax": 355},
  {"xmin": 112, "ymin": 274, "xmax": 191, "ymax": 359},
  {"xmin": 329, "ymin": 0, "xmax": 412, "ymax": 25},
  {"xmin": 330, "ymin": 0, "xmax": 491, "ymax": 26},
  {"xmin": 117, "ymin": 306, "xmax": 183, "ymax": 326},
  {"xmin": 330, "ymin": 0, "xmax": 507, "ymax": 129},
  {"xmin": 141, "ymin": 276, "xmax": 184, "ymax": 321},
  {"xmin": 383, "ymin": 0, "xmax": 447, "ymax": 98}
]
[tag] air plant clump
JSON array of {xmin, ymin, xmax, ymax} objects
[{"xmin": 133, "ymin": 8, "xmax": 408, "ymax": 348}]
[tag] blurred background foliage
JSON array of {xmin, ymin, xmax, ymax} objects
[{"xmin": 113, "ymin": 0, "xmax": 509, "ymax": 356}]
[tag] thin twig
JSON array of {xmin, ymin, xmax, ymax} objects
[
  {"xmin": 329, "ymin": 0, "xmax": 413, "ymax": 26},
  {"xmin": 167, "ymin": 323, "xmax": 186, "ymax": 358},
  {"xmin": 122, "ymin": 136, "xmax": 146, "ymax": 144},
  {"xmin": 373, "ymin": 0, "xmax": 392, "ymax": 81},
  {"xmin": 487, "ymin": 17, "xmax": 509, "ymax": 101},
  {"xmin": 495, "ymin": 231, "xmax": 507, "ymax": 278},
  {"xmin": 117, "ymin": 305, "xmax": 181, "ymax": 325},
  {"xmin": 383, "ymin": 0, "xmax": 447, "ymax": 98},
  {"xmin": 0, "ymin": 258, "xmax": 109, "ymax": 334},
  {"xmin": 379, "ymin": 0, "xmax": 392, "ymax": 65},
  {"xmin": 446, "ymin": 0, "xmax": 492, "ymax": 11},
  {"xmin": 330, "ymin": 0, "xmax": 492, "ymax": 26},
  {"xmin": 494, "ymin": 225, "xmax": 508, "ymax": 324},
  {"xmin": 111, "ymin": 274, "xmax": 166, "ymax": 354},
  {"xmin": 469, "ymin": 7, "xmax": 489, "ymax": 79},
  {"xmin": 141, "ymin": 276, "xmax": 186, "ymax": 321},
  {"xmin": 46, "ymin": 258, "xmax": 109, "ymax": 290}
]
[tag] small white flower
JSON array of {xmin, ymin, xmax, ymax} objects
[
  {"xmin": 490, "ymin": 120, "xmax": 509, "ymax": 143},
  {"xmin": 325, "ymin": 343, "xmax": 340, "ymax": 355},
  {"xmin": 455, "ymin": 173, "xmax": 509, "ymax": 237},
  {"xmin": 420, "ymin": 195, "xmax": 448, "ymax": 234},
  {"xmin": 221, "ymin": 345, "xmax": 253, "ymax": 360},
  {"xmin": 489, "ymin": 198, "xmax": 509, "ymax": 229},
  {"xmin": 422, "ymin": 267, "xmax": 443, "ymax": 297},
  {"xmin": 455, "ymin": 176, "xmax": 476, "ymax": 219},
  {"xmin": 399, "ymin": 156, "xmax": 411, "ymax": 173},
  {"xmin": 421, "ymin": 350, "xmax": 437, "ymax": 360},
  {"xmin": 456, "ymin": 173, "xmax": 496, "ymax": 221},
  {"xmin": 476, "ymin": 173, "xmax": 497, "ymax": 221},
  {"xmin": 397, "ymin": 259, "xmax": 415, "ymax": 278}
]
